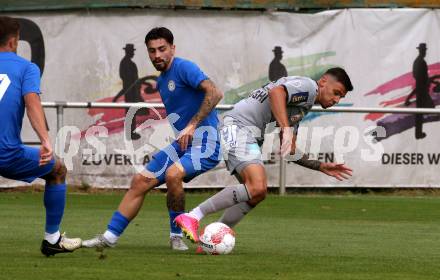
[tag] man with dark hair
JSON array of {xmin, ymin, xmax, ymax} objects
[
  {"xmin": 0, "ymin": 16, "xmax": 20, "ymax": 45},
  {"xmin": 0, "ymin": 16, "xmax": 81, "ymax": 256},
  {"xmin": 144, "ymin": 26, "xmax": 174, "ymax": 47},
  {"xmin": 83, "ymin": 27, "xmax": 224, "ymax": 251},
  {"xmin": 176, "ymin": 68, "xmax": 354, "ymax": 246}
]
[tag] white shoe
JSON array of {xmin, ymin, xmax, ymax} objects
[
  {"xmin": 82, "ymin": 234, "xmax": 116, "ymax": 249},
  {"xmin": 170, "ymin": 235, "xmax": 189, "ymax": 251},
  {"xmin": 60, "ymin": 234, "xmax": 82, "ymax": 251},
  {"xmin": 41, "ymin": 232, "xmax": 82, "ymax": 256}
]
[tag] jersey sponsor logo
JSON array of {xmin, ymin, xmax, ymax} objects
[
  {"xmin": 168, "ymin": 80, "xmax": 176, "ymax": 91},
  {"xmin": 289, "ymin": 92, "xmax": 308, "ymax": 104},
  {"xmin": 0, "ymin": 74, "xmax": 11, "ymax": 102}
]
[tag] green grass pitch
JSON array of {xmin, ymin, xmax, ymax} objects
[{"xmin": 1, "ymin": 191, "xmax": 440, "ymax": 280}]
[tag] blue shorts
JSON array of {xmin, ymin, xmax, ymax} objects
[
  {"xmin": 0, "ymin": 145, "xmax": 55, "ymax": 183},
  {"xmin": 146, "ymin": 138, "xmax": 221, "ymax": 185}
]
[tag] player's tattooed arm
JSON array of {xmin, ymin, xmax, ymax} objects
[
  {"xmin": 178, "ymin": 79, "xmax": 223, "ymax": 150},
  {"xmin": 191, "ymin": 79, "xmax": 223, "ymax": 126},
  {"xmin": 294, "ymin": 154, "xmax": 321, "ymax": 170},
  {"xmin": 294, "ymin": 154, "xmax": 353, "ymax": 181}
]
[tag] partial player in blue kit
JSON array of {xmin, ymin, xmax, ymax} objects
[
  {"xmin": 0, "ymin": 16, "xmax": 81, "ymax": 256},
  {"xmin": 82, "ymin": 27, "xmax": 224, "ymax": 250}
]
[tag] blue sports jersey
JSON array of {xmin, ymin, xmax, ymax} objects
[
  {"xmin": 0, "ymin": 52, "xmax": 41, "ymax": 161},
  {"xmin": 157, "ymin": 57, "xmax": 219, "ymax": 139}
]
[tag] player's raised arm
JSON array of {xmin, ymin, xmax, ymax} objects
[
  {"xmin": 268, "ymin": 86, "xmax": 293, "ymax": 157},
  {"xmin": 24, "ymin": 93, "xmax": 52, "ymax": 165},
  {"xmin": 178, "ymin": 79, "xmax": 223, "ymax": 150}
]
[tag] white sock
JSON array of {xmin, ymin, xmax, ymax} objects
[
  {"xmin": 170, "ymin": 232, "xmax": 183, "ymax": 238},
  {"xmin": 189, "ymin": 207, "xmax": 205, "ymax": 221},
  {"xmin": 103, "ymin": 230, "xmax": 119, "ymax": 244},
  {"xmin": 44, "ymin": 231, "xmax": 61, "ymax": 245}
]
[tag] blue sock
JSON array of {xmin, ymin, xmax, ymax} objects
[
  {"xmin": 44, "ymin": 183, "xmax": 66, "ymax": 234},
  {"xmin": 169, "ymin": 210, "xmax": 183, "ymax": 235},
  {"xmin": 107, "ymin": 211, "xmax": 130, "ymax": 236}
]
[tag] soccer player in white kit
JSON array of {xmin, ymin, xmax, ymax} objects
[{"xmin": 175, "ymin": 68, "xmax": 354, "ymax": 244}]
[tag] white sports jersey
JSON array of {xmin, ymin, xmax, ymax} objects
[{"xmin": 224, "ymin": 76, "xmax": 318, "ymax": 141}]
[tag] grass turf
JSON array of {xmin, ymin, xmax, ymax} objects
[{"xmin": 0, "ymin": 192, "xmax": 440, "ymax": 280}]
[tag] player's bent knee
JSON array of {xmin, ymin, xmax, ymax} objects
[
  {"xmin": 55, "ymin": 161, "xmax": 67, "ymax": 180},
  {"xmin": 165, "ymin": 166, "xmax": 185, "ymax": 185},
  {"xmin": 130, "ymin": 173, "xmax": 157, "ymax": 194},
  {"xmin": 43, "ymin": 160, "xmax": 67, "ymax": 183},
  {"xmin": 254, "ymin": 187, "xmax": 268, "ymax": 201},
  {"xmin": 247, "ymin": 180, "xmax": 267, "ymax": 202}
]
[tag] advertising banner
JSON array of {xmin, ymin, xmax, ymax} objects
[{"xmin": 2, "ymin": 9, "xmax": 439, "ymax": 188}]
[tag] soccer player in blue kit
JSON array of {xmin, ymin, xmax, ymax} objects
[
  {"xmin": 0, "ymin": 16, "xmax": 82, "ymax": 256},
  {"xmin": 82, "ymin": 27, "xmax": 223, "ymax": 250}
]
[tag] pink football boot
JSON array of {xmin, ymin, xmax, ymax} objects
[{"xmin": 174, "ymin": 213, "xmax": 200, "ymax": 243}]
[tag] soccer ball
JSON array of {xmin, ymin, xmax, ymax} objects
[{"xmin": 199, "ymin": 222, "xmax": 235, "ymax": 255}]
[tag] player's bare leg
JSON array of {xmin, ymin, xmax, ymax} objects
[
  {"xmin": 165, "ymin": 163, "xmax": 189, "ymax": 250},
  {"xmin": 117, "ymin": 172, "xmax": 159, "ymax": 219},
  {"xmin": 82, "ymin": 170, "xmax": 159, "ymax": 248}
]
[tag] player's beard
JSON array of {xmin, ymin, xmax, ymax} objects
[{"xmin": 152, "ymin": 58, "xmax": 169, "ymax": 72}]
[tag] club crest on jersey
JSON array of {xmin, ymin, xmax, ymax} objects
[
  {"xmin": 168, "ymin": 80, "xmax": 176, "ymax": 91},
  {"xmin": 289, "ymin": 92, "xmax": 308, "ymax": 104}
]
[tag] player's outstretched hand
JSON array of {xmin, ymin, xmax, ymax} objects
[
  {"xmin": 319, "ymin": 163, "xmax": 352, "ymax": 181},
  {"xmin": 178, "ymin": 123, "xmax": 196, "ymax": 151},
  {"xmin": 39, "ymin": 140, "xmax": 53, "ymax": 166}
]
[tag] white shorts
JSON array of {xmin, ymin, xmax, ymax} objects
[{"xmin": 220, "ymin": 117, "xmax": 264, "ymax": 175}]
